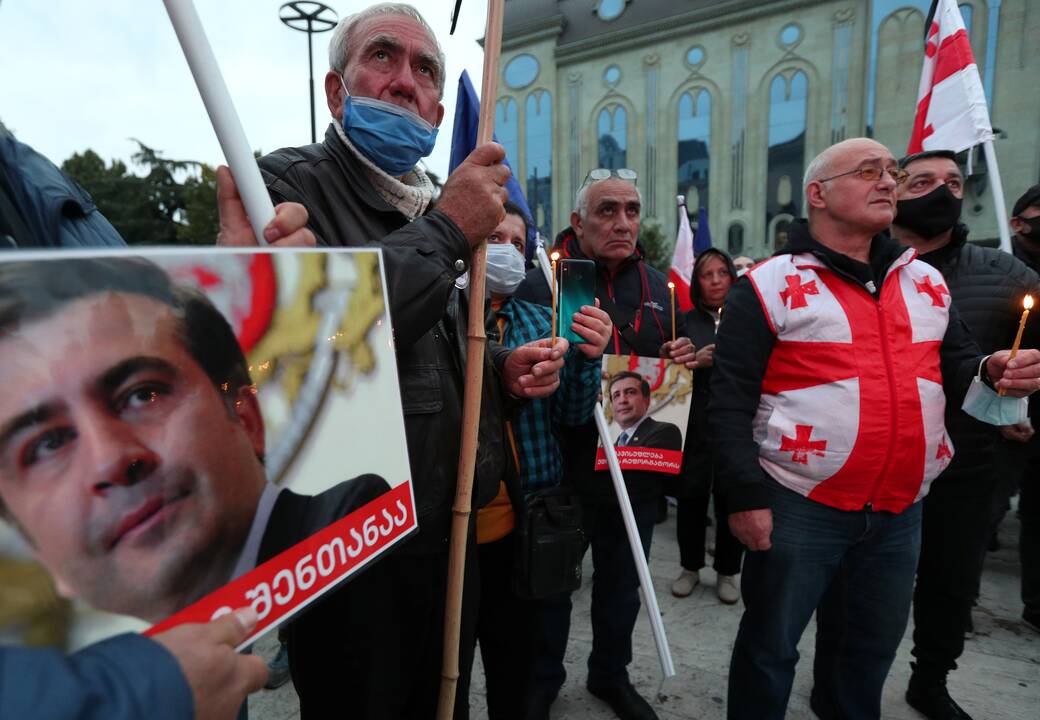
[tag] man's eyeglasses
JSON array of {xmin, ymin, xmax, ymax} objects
[
  {"xmin": 581, "ymin": 168, "xmax": 638, "ymax": 187},
  {"xmin": 818, "ymin": 165, "xmax": 910, "ymax": 185}
]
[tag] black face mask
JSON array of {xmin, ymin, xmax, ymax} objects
[
  {"xmin": 1018, "ymin": 216, "xmax": 1040, "ymax": 246},
  {"xmin": 895, "ymin": 184, "xmax": 963, "ymax": 240}
]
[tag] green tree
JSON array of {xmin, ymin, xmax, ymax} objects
[
  {"xmin": 177, "ymin": 163, "xmax": 220, "ymax": 245},
  {"xmin": 61, "ymin": 141, "xmax": 219, "ymax": 245},
  {"xmin": 637, "ymin": 220, "xmax": 672, "ymax": 275}
]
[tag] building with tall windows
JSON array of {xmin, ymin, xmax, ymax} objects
[{"xmin": 496, "ymin": 0, "xmax": 1040, "ymax": 258}]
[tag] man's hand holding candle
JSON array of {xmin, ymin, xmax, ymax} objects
[
  {"xmin": 986, "ymin": 348, "xmax": 1040, "ymax": 397},
  {"xmin": 660, "ymin": 337, "xmax": 698, "ymax": 370},
  {"xmin": 503, "ymin": 338, "xmax": 568, "ymax": 399}
]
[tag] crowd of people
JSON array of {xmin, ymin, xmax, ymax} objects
[{"xmin": 1, "ymin": 3, "xmax": 1039, "ymax": 720}]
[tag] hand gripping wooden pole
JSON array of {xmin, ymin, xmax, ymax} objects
[{"xmin": 437, "ymin": 1, "xmax": 505, "ymax": 717}]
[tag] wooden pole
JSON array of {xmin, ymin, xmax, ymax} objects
[{"xmin": 437, "ymin": 1, "xmax": 504, "ymax": 718}]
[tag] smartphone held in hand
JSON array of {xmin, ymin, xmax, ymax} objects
[{"xmin": 558, "ymin": 259, "xmax": 596, "ymax": 345}]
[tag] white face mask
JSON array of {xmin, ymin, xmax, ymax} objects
[{"xmin": 486, "ymin": 243, "xmax": 527, "ymax": 296}]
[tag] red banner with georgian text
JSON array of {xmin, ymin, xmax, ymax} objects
[
  {"xmin": 146, "ymin": 482, "xmax": 416, "ymax": 648},
  {"xmin": 595, "ymin": 447, "xmax": 683, "ymax": 475}
]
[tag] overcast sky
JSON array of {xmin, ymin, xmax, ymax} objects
[{"xmin": 0, "ymin": 0, "xmax": 488, "ymax": 179}]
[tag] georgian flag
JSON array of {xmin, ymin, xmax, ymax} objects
[
  {"xmin": 668, "ymin": 197, "xmax": 695, "ymax": 313},
  {"xmin": 907, "ymin": 0, "xmax": 994, "ymax": 154}
]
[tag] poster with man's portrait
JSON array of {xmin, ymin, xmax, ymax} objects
[
  {"xmin": 595, "ymin": 354, "xmax": 693, "ymax": 474},
  {"xmin": 0, "ymin": 247, "xmax": 413, "ymax": 648}
]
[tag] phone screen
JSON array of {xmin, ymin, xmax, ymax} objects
[{"xmin": 557, "ymin": 259, "xmax": 596, "ymax": 344}]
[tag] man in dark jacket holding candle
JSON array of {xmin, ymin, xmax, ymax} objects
[{"xmin": 892, "ymin": 149, "xmax": 1040, "ymax": 720}]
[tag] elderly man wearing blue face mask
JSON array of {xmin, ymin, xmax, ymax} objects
[{"xmin": 255, "ymin": 4, "xmax": 568, "ymax": 719}]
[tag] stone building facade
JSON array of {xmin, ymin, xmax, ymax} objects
[{"xmin": 495, "ymin": 0, "xmax": 1040, "ymax": 258}]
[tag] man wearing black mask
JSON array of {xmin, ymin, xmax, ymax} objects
[
  {"xmin": 893, "ymin": 150, "xmax": 1040, "ymax": 720},
  {"xmin": 1009, "ymin": 186, "xmax": 1040, "ymax": 637},
  {"xmin": 1011, "ymin": 185, "xmax": 1040, "ymax": 269}
]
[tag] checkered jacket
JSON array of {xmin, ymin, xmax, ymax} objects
[{"xmin": 493, "ymin": 297, "xmax": 600, "ymax": 494}]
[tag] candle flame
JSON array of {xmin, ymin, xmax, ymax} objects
[
  {"xmin": 551, "ymin": 251, "xmax": 560, "ymax": 261},
  {"xmin": 1025, "ymin": 295, "xmax": 1035, "ymax": 310},
  {"xmin": 668, "ymin": 282, "xmax": 675, "ymax": 289}
]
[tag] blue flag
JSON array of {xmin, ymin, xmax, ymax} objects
[
  {"xmin": 694, "ymin": 206, "xmax": 713, "ymax": 256},
  {"xmin": 449, "ymin": 70, "xmax": 534, "ymax": 254}
]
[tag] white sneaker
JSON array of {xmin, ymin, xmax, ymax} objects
[
  {"xmin": 716, "ymin": 574, "xmax": 740, "ymax": 604},
  {"xmin": 671, "ymin": 569, "xmax": 699, "ymax": 597}
]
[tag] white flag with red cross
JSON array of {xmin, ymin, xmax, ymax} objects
[
  {"xmin": 668, "ymin": 197, "xmax": 695, "ymax": 313},
  {"xmin": 907, "ymin": 0, "xmax": 993, "ymax": 155}
]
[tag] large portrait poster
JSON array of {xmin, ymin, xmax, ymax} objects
[
  {"xmin": 0, "ymin": 247, "xmax": 413, "ymax": 648},
  {"xmin": 595, "ymin": 354, "xmax": 693, "ymax": 474}
]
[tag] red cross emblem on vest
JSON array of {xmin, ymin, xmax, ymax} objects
[
  {"xmin": 780, "ymin": 275, "xmax": 819, "ymax": 309},
  {"xmin": 914, "ymin": 276, "xmax": 950, "ymax": 307},
  {"xmin": 779, "ymin": 425, "xmax": 827, "ymax": 464},
  {"xmin": 936, "ymin": 437, "xmax": 952, "ymax": 461}
]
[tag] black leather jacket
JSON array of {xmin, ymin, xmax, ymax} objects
[{"xmin": 259, "ymin": 124, "xmax": 509, "ymax": 551}]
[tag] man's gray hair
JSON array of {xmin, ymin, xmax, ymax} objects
[
  {"xmin": 574, "ymin": 179, "xmax": 643, "ymax": 220},
  {"xmin": 802, "ymin": 147, "xmax": 836, "ymax": 196},
  {"xmin": 328, "ymin": 3, "xmax": 447, "ymax": 99}
]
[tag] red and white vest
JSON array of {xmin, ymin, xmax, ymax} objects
[{"xmin": 746, "ymin": 250, "xmax": 955, "ymax": 512}]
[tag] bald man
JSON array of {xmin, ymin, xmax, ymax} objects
[{"xmin": 709, "ymin": 138, "xmax": 1040, "ymax": 719}]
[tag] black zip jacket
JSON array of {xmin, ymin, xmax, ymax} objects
[
  {"xmin": 709, "ymin": 219, "xmax": 985, "ymax": 514},
  {"xmin": 1013, "ymin": 236, "xmax": 1040, "ymax": 426},
  {"xmin": 514, "ymin": 226, "xmax": 688, "ymax": 503},
  {"xmin": 914, "ymin": 225, "xmax": 1040, "ymax": 472},
  {"xmin": 676, "ymin": 248, "xmax": 738, "ymax": 496},
  {"xmin": 259, "ymin": 124, "xmax": 510, "ymax": 551}
]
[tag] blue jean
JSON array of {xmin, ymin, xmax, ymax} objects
[
  {"xmin": 532, "ymin": 497, "xmax": 657, "ymax": 694},
  {"xmin": 727, "ymin": 481, "xmax": 922, "ymax": 720}
]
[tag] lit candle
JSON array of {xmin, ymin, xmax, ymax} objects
[
  {"xmin": 668, "ymin": 282, "xmax": 676, "ymax": 342},
  {"xmin": 550, "ymin": 252, "xmax": 560, "ymax": 345},
  {"xmin": 999, "ymin": 294, "xmax": 1034, "ymax": 396}
]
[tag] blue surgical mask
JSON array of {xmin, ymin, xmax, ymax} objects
[
  {"xmin": 486, "ymin": 243, "xmax": 527, "ymax": 296},
  {"xmin": 339, "ymin": 82, "xmax": 438, "ymax": 176},
  {"xmin": 962, "ymin": 374, "xmax": 1029, "ymax": 426}
]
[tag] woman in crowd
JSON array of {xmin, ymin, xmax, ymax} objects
[{"xmin": 670, "ymin": 248, "xmax": 745, "ymax": 604}]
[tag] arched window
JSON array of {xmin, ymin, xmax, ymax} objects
[
  {"xmin": 677, "ymin": 89, "xmax": 711, "ymax": 219},
  {"xmin": 727, "ymin": 223, "xmax": 744, "ymax": 256},
  {"xmin": 770, "ymin": 214, "xmax": 794, "ymax": 252},
  {"xmin": 525, "ymin": 90, "xmax": 553, "ymax": 239},
  {"xmin": 865, "ymin": 0, "xmax": 935, "ymax": 136},
  {"xmin": 597, "ymin": 105, "xmax": 627, "ymax": 169},
  {"xmin": 494, "ymin": 98, "xmax": 519, "ymax": 173},
  {"xmin": 766, "ymin": 72, "xmax": 807, "ymax": 232}
]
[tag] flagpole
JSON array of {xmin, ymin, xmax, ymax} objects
[
  {"xmin": 437, "ymin": 1, "xmax": 504, "ymax": 717},
  {"xmin": 982, "ymin": 140, "xmax": 1014, "ymax": 254}
]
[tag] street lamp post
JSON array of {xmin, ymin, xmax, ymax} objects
[{"xmin": 279, "ymin": 1, "xmax": 338, "ymax": 144}]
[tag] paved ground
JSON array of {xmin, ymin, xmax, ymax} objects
[{"xmin": 251, "ymin": 503, "xmax": 1039, "ymax": 719}]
